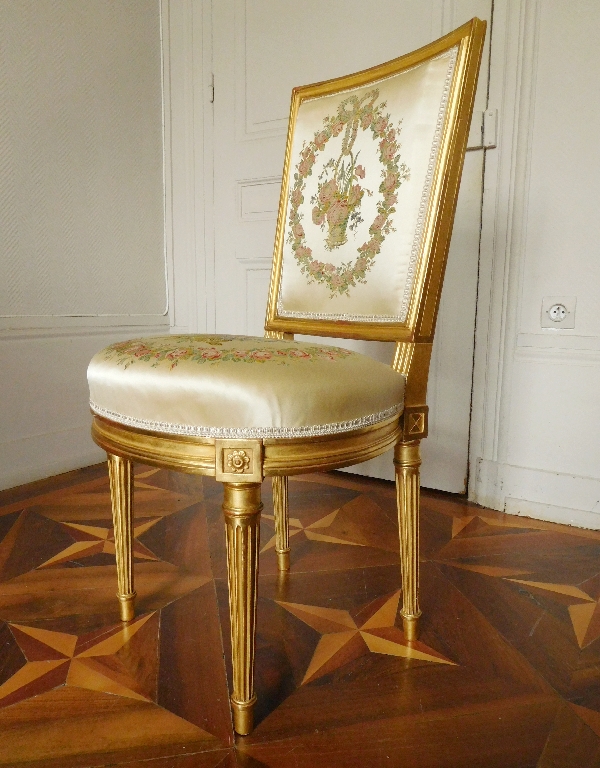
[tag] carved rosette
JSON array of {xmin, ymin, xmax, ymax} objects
[{"xmin": 227, "ymin": 449, "xmax": 251, "ymax": 474}]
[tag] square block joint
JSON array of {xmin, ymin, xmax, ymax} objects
[{"xmin": 215, "ymin": 439, "xmax": 263, "ymax": 483}]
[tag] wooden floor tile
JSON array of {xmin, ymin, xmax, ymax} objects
[
  {"xmin": 239, "ymin": 695, "xmax": 557, "ymax": 768},
  {"xmin": 0, "ymin": 687, "xmax": 222, "ymax": 767},
  {"xmin": 537, "ymin": 703, "xmax": 600, "ymax": 768},
  {"xmin": 158, "ymin": 582, "xmax": 233, "ymax": 745}
]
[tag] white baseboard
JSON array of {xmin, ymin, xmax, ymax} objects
[
  {"xmin": 471, "ymin": 458, "xmax": 600, "ymax": 530},
  {"xmin": 0, "ymin": 325, "xmax": 165, "ymax": 493},
  {"xmin": 0, "ymin": 425, "xmax": 105, "ymax": 492}
]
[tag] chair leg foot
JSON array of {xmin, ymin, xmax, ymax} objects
[
  {"xmin": 394, "ymin": 440, "xmax": 422, "ymax": 641},
  {"xmin": 272, "ymin": 476, "xmax": 290, "ymax": 571},
  {"xmin": 231, "ymin": 696, "xmax": 257, "ymax": 736},
  {"xmin": 108, "ymin": 453, "xmax": 136, "ymax": 623},
  {"xmin": 401, "ymin": 613, "xmax": 420, "ymax": 641},
  {"xmin": 118, "ymin": 592, "xmax": 137, "ymax": 622},
  {"xmin": 223, "ymin": 482, "xmax": 262, "ymax": 736}
]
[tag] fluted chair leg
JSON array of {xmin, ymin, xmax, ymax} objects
[
  {"xmin": 394, "ymin": 440, "xmax": 422, "ymax": 641},
  {"xmin": 107, "ymin": 453, "xmax": 136, "ymax": 622},
  {"xmin": 223, "ymin": 482, "xmax": 262, "ymax": 735},
  {"xmin": 272, "ymin": 476, "xmax": 290, "ymax": 571}
]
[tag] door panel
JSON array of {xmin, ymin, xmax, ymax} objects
[{"xmin": 212, "ymin": 0, "xmax": 492, "ymax": 491}]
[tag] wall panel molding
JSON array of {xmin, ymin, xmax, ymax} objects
[
  {"xmin": 235, "ymin": 0, "xmax": 288, "ymax": 140},
  {"xmin": 517, "ymin": 332, "xmax": 600, "ymax": 355},
  {"xmin": 475, "ymin": 458, "xmax": 600, "ymax": 530},
  {"xmin": 238, "ymin": 177, "xmax": 282, "ymax": 221},
  {"xmin": 469, "ymin": 0, "xmax": 541, "ymax": 507},
  {"xmin": 163, "ymin": 0, "xmax": 215, "ymax": 334},
  {"xmin": 0, "ymin": 324, "xmax": 168, "ymax": 343}
]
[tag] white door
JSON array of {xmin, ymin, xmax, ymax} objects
[{"xmin": 211, "ymin": 0, "xmax": 493, "ymax": 492}]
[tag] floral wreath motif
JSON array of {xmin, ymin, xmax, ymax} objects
[{"xmin": 287, "ymin": 88, "xmax": 410, "ymax": 296}]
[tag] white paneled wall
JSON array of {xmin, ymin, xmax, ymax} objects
[
  {"xmin": 470, "ymin": 0, "xmax": 600, "ymax": 528},
  {"xmin": 0, "ymin": 1, "xmax": 168, "ymax": 489}
]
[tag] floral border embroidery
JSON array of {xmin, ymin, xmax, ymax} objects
[
  {"xmin": 286, "ymin": 89, "xmax": 409, "ymax": 296},
  {"xmin": 102, "ymin": 336, "xmax": 354, "ymax": 370}
]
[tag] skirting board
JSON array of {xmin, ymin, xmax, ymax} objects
[
  {"xmin": 471, "ymin": 458, "xmax": 600, "ymax": 530},
  {"xmin": 0, "ymin": 424, "xmax": 105, "ymax": 492}
]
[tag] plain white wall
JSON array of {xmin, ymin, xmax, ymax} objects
[
  {"xmin": 0, "ymin": 1, "xmax": 169, "ymax": 490},
  {"xmin": 470, "ymin": 0, "xmax": 600, "ymax": 528}
]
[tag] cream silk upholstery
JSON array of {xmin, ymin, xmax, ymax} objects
[
  {"xmin": 88, "ymin": 335, "xmax": 405, "ymax": 438},
  {"xmin": 278, "ymin": 47, "xmax": 457, "ymax": 323}
]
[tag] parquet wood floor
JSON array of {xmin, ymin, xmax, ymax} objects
[{"xmin": 0, "ymin": 465, "xmax": 599, "ymax": 767}]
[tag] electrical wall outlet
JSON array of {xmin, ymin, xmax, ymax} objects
[{"xmin": 541, "ymin": 296, "xmax": 576, "ymax": 329}]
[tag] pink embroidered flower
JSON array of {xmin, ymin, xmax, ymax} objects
[
  {"xmin": 330, "ymin": 273, "xmax": 343, "ymax": 288},
  {"xmin": 251, "ymin": 350, "xmax": 272, "ymax": 361},
  {"xmin": 379, "ymin": 138, "xmax": 397, "ymax": 163},
  {"xmin": 129, "ymin": 344, "xmax": 151, "ymax": 357},
  {"xmin": 298, "ymin": 147, "xmax": 316, "ymax": 176},
  {"xmin": 290, "ymin": 188, "xmax": 304, "ymax": 207},
  {"xmin": 355, "ymin": 165, "xmax": 365, "ymax": 179},
  {"xmin": 314, "ymin": 130, "xmax": 329, "ymax": 150},
  {"xmin": 355, "ymin": 257, "xmax": 368, "ymax": 272},
  {"xmin": 331, "ymin": 119, "xmax": 344, "ymax": 137},
  {"xmin": 293, "ymin": 223, "xmax": 305, "ymax": 239},
  {"xmin": 295, "ymin": 245, "xmax": 312, "ymax": 259},
  {"xmin": 384, "ymin": 192, "xmax": 398, "ymax": 207},
  {"xmin": 166, "ymin": 349, "xmax": 189, "ymax": 360},
  {"xmin": 319, "ymin": 179, "xmax": 338, "ymax": 205},
  {"xmin": 382, "ymin": 172, "xmax": 398, "ymax": 191},
  {"xmin": 234, "ymin": 351, "xmax": 248, "ymax": 359},
  {"xmin": 374, "ymin": 116, "xmax": 389, "ymax": 135},
  {"xmin": 288, "ymin": 349, "xmax": 310, "ymax": 359},
  {"xmin": 326, "ymin": 198, "xmax": 349, "ymax": 227},
  {"xmin": 361, "ymin": 237, "xmax": 380, "ymax": 257},
  {"xmin": 360, "ymin": 108, "xmax": 373, "ymax": 130},
  {"xmin": 202, "ymin": 348, "xmax": 222, "ymax": 360},
  {"xmin": 323, "ymin": 263, "xmax": 336, "ymax": 275}
]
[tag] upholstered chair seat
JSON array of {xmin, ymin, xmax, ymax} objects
[{"xmin": 88, "ymin": 335, "xmax": 405, "ymax": 439}]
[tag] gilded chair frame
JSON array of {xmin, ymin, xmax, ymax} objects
[{"xmin": 91, "ymin": 18, "xmax": 485, "ymax": 736}]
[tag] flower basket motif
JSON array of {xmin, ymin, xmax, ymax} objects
[{"xmin": 287, "ymin": 88, "xmax": 410, "ymax": 296}]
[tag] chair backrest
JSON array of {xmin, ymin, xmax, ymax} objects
[{"xmin": 265, "ymin": 19, "xmax": 486, "ymax": 346}]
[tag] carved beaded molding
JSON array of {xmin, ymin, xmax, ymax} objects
[
  {"xmin": 276, "ymin": 47, "xmax": 458, "ymax": 325},
  {"xmin": 90, "ymin": 401, "xmax": 403, "ymax": 439}
]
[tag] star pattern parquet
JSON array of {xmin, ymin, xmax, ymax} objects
[{"xmin": 0, "ymin": 466, "xmax": 599, "ymax": 766}]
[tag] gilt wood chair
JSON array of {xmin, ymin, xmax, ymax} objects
[{"xmin": 87, "ymin": 19, "xmax": 485, "ymax": 736}]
